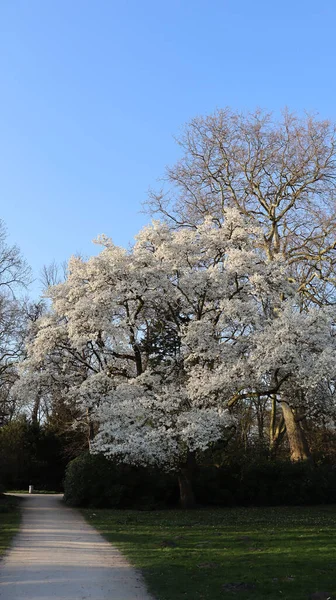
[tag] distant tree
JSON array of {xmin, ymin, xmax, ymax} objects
[
  {"xmin": 40, "ymin": 260, "xmax": 67, "ymax": 292},
  {"xmin": 0, "ymin": 220, "xmax": 30, "ymax": 426},
  {"xmin": 0, "ymin": 220, "xmax": 30, "ymax": 294}
]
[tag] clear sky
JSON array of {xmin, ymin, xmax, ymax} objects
[{"xmin": 0, "ymin": 0, "xmax": 335, "ymax": 297}]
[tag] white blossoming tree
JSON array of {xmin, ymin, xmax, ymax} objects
[
  {"xmin": 21, "ymin": 209, "xmax": 336, "ymax": 506},
  {"xmin": 148, "ymin": 108, "xmax": 336, "ymax": 460}
]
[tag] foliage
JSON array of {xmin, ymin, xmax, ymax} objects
[
  {"xmin": 0, "ymin": 418, "xmax": 67, "ymax": 491},
  {"xmin": 64, "ymin": 450, "xmax": 336, "ymax": 509},
  {"xmin": 83, "ymin": 505, "xmax": 336, "ymax": 600},
  {"xmin": 63, "ymin": 452, "xmax": 178, "ymax": 508},
  {"xmin": 194, "ymin": 460, "xmax": 336, "ymax": 507}
]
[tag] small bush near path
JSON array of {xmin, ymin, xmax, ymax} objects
[
  {"xmin": 83, "ymin": 505, "xmax": 336, "ymax": 600},
  {"xmin": 0, "ymin": 495, "xmax": 21, "ymax": 559}
]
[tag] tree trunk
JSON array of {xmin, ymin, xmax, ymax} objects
[
  {"xmin": 281, "ymin": 401, "xmax": 311, "ymax": 461},
  {"xmin": 177, "ymin": 452, "xmax": 196, "ymax": 509},
  {"xmin": 269, "ymin": 396, "xmax": 286, "ymax": 456},
  {"xmin": 86, "ymin": 407, "xmax": 94, "ymax": 450},
  {"xmin": 31, "ymin": 395, "xmax": 41, "ymax": 425},
  {"xmin": 253, "ymin": 396, "xmax": 266, "ymax": 444}
]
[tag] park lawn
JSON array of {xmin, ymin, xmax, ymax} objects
[
  {"xmin": 83, "ymin": 505, "xmax": 336, "ymax": 600},
  {"xmin": 0, "ymin": 495, "xmax": 21, "ymax": 559}
]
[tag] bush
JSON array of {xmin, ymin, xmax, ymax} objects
[
  {"xmin": 63, "ymin": 453, "xmax": 179, "ymax": 508},
  {"xmin": 64, "ymin": 452, "xmax": 336, "ymax": 509},
  {"xmin": 194, "ymin": 460, "xmax": 336, "ymax": 507}
]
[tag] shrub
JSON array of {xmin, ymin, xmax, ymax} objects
[
  {"xmin": 64, "ymin": 452, "xmax": 336, "ymax": 509},
  {"xmin": 63, "ymin": 453, "xmax": 179, "ymax": 508},
  {"xmin": 194, "ymin": 460, "xmax": 336, "ymax": 507}
]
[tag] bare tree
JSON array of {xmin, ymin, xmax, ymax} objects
[
  {"xmin": 40, "ymin": 260, "xmax": 67, "ymax": 291},
  {"xmin": 0, "ymin": 220, "xmax": 30, "ymax": 295},
  {"xmin": 0, "ymin": 220, "xmax": 31, "ymax": 425},
  {"xmin": 147, "ymin": 108, "xmax": 336, "ymax": 305}
]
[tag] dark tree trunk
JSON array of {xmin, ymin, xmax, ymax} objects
[
  {"xmin": 177, "ymin": 452, "xmax": 196, "ymax": 509},
  {"xmin": 281, "ymin": 401, "xmax": 311, "ymax": 462}
]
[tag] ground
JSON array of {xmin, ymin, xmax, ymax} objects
[
  {"xmin": 83, "ymin": 505, "xmax": 336, "ymax": 600},
  {"xmin": 1, "ymin": 495, "xmax": 335, "ymax": 599}
]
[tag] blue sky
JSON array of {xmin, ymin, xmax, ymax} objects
[{"xmin": 0, "ymin": 0, "xmax": 335, "ymax": 297}]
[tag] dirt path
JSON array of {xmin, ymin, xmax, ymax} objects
[{"xmin": 0, "ymin": 494, "xmax": 154, "ymax": 599}]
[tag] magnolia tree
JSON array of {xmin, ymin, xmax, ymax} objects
[
  {"xmin": 20, "ymin": 208, "xmax": 336, "ymax": 506},
  {"xmin": 147, "ymin": 108, "xmax": 336, "ymax": 459},
  {"xmin": 15, "ymin": 309, "xmax": 110, "ymax": 443}
]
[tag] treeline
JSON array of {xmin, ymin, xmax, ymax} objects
[
  {"xmin": 2, "ymin": 418, "xmax": 336, "ymax": 508},
  {"xmin": 2, "ymin": 108, "xmax": 336, "ymax": 508},
  {"xmin": 0, "ymin": 419, "xmax": 65, "ymax": 491}
]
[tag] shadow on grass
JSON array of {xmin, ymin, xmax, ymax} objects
[{"xmin": 83, "ymin": 506, "xmax": 336, "ymax": 600}]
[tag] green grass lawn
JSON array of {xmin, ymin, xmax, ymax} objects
[
  {"xmin": 0, "ymin": 495, "xmax": 21, "ymax": 559},
  {"xmin": 83, "ymin": 505, "xmax": 336, "ymax": 600}
]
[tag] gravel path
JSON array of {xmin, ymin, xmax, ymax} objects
[{"xmin": 0, "ymin": 494, "xmax": 154, "ymax": 600}]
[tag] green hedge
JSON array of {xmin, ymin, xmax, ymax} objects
[
  {"xmin": 63, "ymin": 453, "xmax": 179, "ymax": 508},
  {"xmin": 195, "ymin": 460, "xmax": 336, "ymax": 506},
  {"xmin": 64, "ymin": 453, "xmax": 336, "ymax": 509}
]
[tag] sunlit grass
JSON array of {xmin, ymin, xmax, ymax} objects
[
  {"xmin": 83, "ymin": 505, "xmax": 336, "ymax": 600},
  {"xmin": 0, "ymin": 495, "xmax": 21, "ymax": 559}
]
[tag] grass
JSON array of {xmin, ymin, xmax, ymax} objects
[
  {"xmin": 0, "ymin": 495, "xmax": 21, "ymax": 560},
  {"xmin": 82, "ymin": 505, "xmax": 336, "ymax": 600},
  {"xmin": 6, "ymin": 489, "xmax": 59, "ymax": 494}
]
